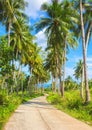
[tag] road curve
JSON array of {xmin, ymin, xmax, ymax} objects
[{"xmin": 4, "ymin": 96, "xmax": 92, "ymax": 130}]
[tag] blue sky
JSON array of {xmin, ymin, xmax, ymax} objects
[{"xmin": 0, "ymin": 0, "xmax": 92, "ymax": 80}]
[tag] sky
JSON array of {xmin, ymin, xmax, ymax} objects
[{"xmin": 0, "ymin": 0, "xmax": 92, "ymax": 80}]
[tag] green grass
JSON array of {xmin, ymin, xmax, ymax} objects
[
  {"xmin": 47, "ymin": 90, "xmax": 92, "ymax": 126},
  {"xmin": 0, "ymin": 92, "xmax": 43, "ymax": 130}
]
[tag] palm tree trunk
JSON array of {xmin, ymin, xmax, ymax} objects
[
  {"xmin": 51, "ymin": 75, "xmax": 54, "ymax": 92},
  {"xmin": 59, "ymin": 75, "xmax": 63, "ymax": 96},
  {"xmin": 80, "ymin": 73, "xmax": 83, "ymax": 98},
  {"xmin": 85, "ymin": 22, "xmax": 92, "ymax": 52},
  {"xmin": 62, "ymin": 39, "xmax": 66, "ymax": 97},
  {"xmin": 80, "ymin": 0, "xmax": 90, "ymax": 103},
  {"xmin": 21, "ymin": 79, "xmax": 24, "ymax": 98},
  {"xmin": 8, "ymin": 21, "xmax": 11, "ymax": 47},
  {"xmin": 27, "ymin": 76, "xmax": 31, "ymax": 94}
]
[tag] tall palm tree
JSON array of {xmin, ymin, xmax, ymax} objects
[
  {"xmin": 84, "ymin": 2, "xmax": 92, "ymax": 52},
  {"xmin": 9, "ymin": 16, "xmax": 33, "ymax": 95},
  {"xmin": 35, "ymin": 0, "xmax": 78, "ymax": 96},
  {"xmin": 73, "ymin": 0, "xmax": 92, "ymax": 51},
  {"xmin": 0, "ymin": 0, "xmax": 27, "ymax": 46},
  {"xmin": 80, "ymin": 0, "xmax": 90, "ymax": 103},
  {"xmin": 62, "ymin": 32, "xmax": 78, "ymax": 94},
  {"xmin": 60, "ymin": 0, "xmax": 78, "ymax": 92},
  {"xmin": 74, "ymin": 60, "xmax": 84, "ymax": 98}
]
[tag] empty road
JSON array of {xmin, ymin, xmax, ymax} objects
[{"xmin": 4, "ymin": 96, "xmax": 92, "ymax": 130}]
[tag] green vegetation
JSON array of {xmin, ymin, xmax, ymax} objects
[
  {"xmin": 47, "ymin": 89, "xmax": 92, "ymax": 125},
  {"xmin": 0, "ymin": 0, "xmax": 92, "ymax": 129}
]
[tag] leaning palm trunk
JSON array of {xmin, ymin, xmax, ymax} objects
[
  {"xmin": 85, "ymin": 22, "xmax": 92, "ymax": 52},
  {"xmin": 80, "ymin": 0, "xmax": 90, "ymax": 103}
]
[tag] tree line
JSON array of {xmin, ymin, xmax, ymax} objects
[
  {"xmin": 0, "ymin": 0, "xmax": 50, "ymax": 97},
  {"xmin": 35, "ymin": 0, "xmax": 92, "ymax": 103},
  {"xmin": 0, "ymin": 0, "xmax": 92, "ymax": 103}
]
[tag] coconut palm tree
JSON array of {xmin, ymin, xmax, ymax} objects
[
  {"xmin": 84, "ymin": 2, "xmax": 92, "ymax": 51},
  {"xmin": 72, "ymin": 0, "xmax": 92, "ymax": 51},
  {"xmin": 11, "ymin": 17, "xmax": 34, "ymax": 94},
  {"xmin": 35, "ymin": 0, "xmax": 78, "ymax": 96},
  {"xmin": 74, "ymin": 60, "xmax": 84, "ymax": 98},
  {"xmin": 0, "ymin": 0, "xmax": 27, "ymax": 46},
  {"xmin": 80, "ymin": 0, "xmax": 90, "ymax": 103}
]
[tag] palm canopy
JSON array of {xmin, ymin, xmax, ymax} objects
[
  {"xmin": 10, "ymin": 17, "xmax": 33, "ymax": 61},
  {"xmin": 72, "ymin": 0, "xmax": 92, "ymax": 48},
  {"xmin": 44, "ymin": 46, "xmax": 63, "ymax": 79},
  {"xmin": 0, "ymin": 0, "xmax": 27, "ymax": 28},
  {"xmin": 74, "ymin": 60, "xmax": 83, "ymax": 80},
  {"xmin": 0, "ymin": 0, "xmax": 27, "ymax": 46},
  {"xmin": 35, "ymin": 0, "xmax": 78, "ymax": 48}
]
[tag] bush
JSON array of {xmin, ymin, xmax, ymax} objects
[
  {"xmin": 47, "ymin": 93, "xmax": 61, "ymax": 104},
  {"xmin": 0, "ymin": 94, "xmax": 9, "ymax": 105}
]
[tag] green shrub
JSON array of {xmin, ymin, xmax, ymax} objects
[
  {"xmin": 47, "ymin": 94, "xmax": 61, "ymax": 104},
  {"xmin": 0, "ymin": 94, "xmax": 9, "ymax": 105},
  {"xmin": 47, "ymin": 90, "xmax": 92, "ymax": 125}
]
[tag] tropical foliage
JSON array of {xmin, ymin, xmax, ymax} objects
[{"xmin": 0, "ymin": 0, "xmax": 92, "ymax": 129}]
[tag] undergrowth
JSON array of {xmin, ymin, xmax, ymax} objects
[{"xmin": 47, "ymin": 90, "xmax": 92, "ymax": 126}]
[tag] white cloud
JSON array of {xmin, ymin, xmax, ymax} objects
[
  {"xmin": 35, "ymin": 29, "xmax": 47, "ymax": 50},
  {"xmin": 87, "ymin": 57, "xmax": 92, "ymax": 62},
  {"xmin": 25, "ymin": 0, "xmax": 63, "ymax": 19},
  {"xmin": 87, "ymin": 63, "xmax": 92, "ymax": 68},
  {"xmin": 25, "ymin": 0, "xmax": 50, "ymax": 19}
]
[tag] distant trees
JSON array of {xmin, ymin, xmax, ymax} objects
[
  {"xmin": 0, "ymin": 0, "xmax": 50, "ymax": 96},
  {"xmin": 65, "ymin": 76, "xmax": 78, "ymax": 91},
  {"xmin": 0, "ymin": 0, "xmax": 92, "ymax": 104}
]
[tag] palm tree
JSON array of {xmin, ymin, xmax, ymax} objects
[
  {"xmin": 84, "ymin": 2, "xmax": 92, "ymax": 51},
  {"xmin": 59, "ymin": 1, "xmax": 78, "ymax": 93},
  {"xmin": 62, "ymin": 32, "xmax": 78, "ymax": 95},
  {"xmin": 74, "ymin": 60, "xmax": 84, "ymax": 98},
  {"xmin": 73, "ymin": 0, "xmax": 92, "ymax": 52},
  {"xmin": 12, "ymin": 18, "xmax": 34, "ymax": 94},
  {"xmin": 35, "ymin": 0, "xmax": 78, "ymax": 97},
  {"xmin": 0, "ymin": 0, "xmax": 27, "ymax": 46},
  {"xmin": 80, "ymin": 0, "xmax": 90, "ymax": 103}
]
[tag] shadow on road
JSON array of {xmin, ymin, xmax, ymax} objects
[{"xmin": 23, "ymin": 100, "xmax": 56, "ymax": 110}]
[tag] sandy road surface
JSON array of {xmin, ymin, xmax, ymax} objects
[{"xmin": 4, "ymin": 96, "xmax": 92, "ymax": 130}]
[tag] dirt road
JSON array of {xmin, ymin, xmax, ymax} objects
[{"xmin": 4, "ymin": 96, "xmax": 92, "ymax": 130}]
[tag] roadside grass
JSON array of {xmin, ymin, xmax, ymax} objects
[
  {"xmin": 0, "ymin": 92, "xmax": 43, "ymax": 130},
  {"xmin": 47, "ymin": 90, "xmax": 92, "ymax": 126}
]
